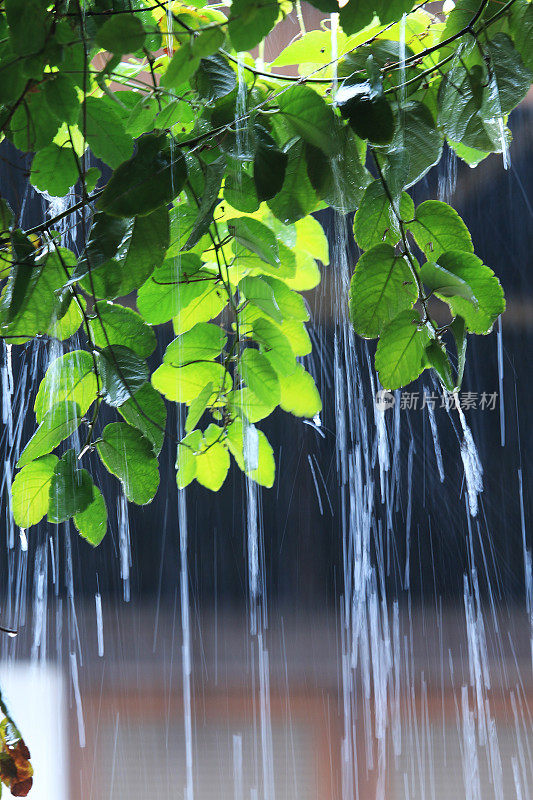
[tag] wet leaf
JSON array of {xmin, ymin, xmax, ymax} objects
[
  {"xmin": 117, "ymin": 383, "xmax": 167, "ymax": 456},
  {"xmin": 375, "ymin": 309, "xmax": 430, "ymax": 390},
  {"xmin": 97, "ymin": 422, "xmax": 159, "ymax": 504},
  {"xmin": 34, "ymin": 350, "xmax": 97, "ymax": 423},
  {"xmin": 90, "ymin": 302, "xmax": 157, "ymax": 359},
  {"xmin": 11, "ymin": 454, "xmax": 58, "ymax": 527},
  {"xmin": 349, "ymin": 244, "xmax": 418, "ymax": 338},
  {"xmin": 97, "ymin": 132, "xmax": 187, "ymax": 217},
  {"xmin": 98, "ymin": 344, "xmax": 149, "ymax": 406},
  {"xmin": 48, "ymin": 449, "xmax": 93, "ymax": 523},
  {"xmin": 17, "ymin": 401, "xmax": 82, "ymax": 469},
  {"xmin": 229, "ymin": 0, "xmax": 279, "ymax": 52},
  {"xmin": 279, "ymin": 363, "xmax": 321, "ymax": 417},
  {"xmin": 408, "ymin": 200, "xmax": 473, "ymax": 259},
  {"xmin": 434, "ymin": 251, "xmax": 505, "ymax": 334}
]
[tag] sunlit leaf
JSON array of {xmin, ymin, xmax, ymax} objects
[
  {"xmin": 433, "ymin": 251, "xmax": 505, "ymax": 334},
  {"xmin": 279, "ymin": 363, "xmax": 321, "ymax": 417},
  {"xmin": 408, "ymin": 200, "xmax": 473, "ymax": 259},
  {"xmin": 90, "ymin": 302, "xmax": 157, "ymax": 359},
  {"xmin": 375, "ymin": 309, "xmax": 430, "ymax": 390},
  {"xmin": 97, "ymin": 422, "xmax": 159, "ymax": 504},
  {"xmin": 12, "ymin": 455, "xmax": 58, "ymax": 528},
  {"xmin": 34, "ymin": 350, "xmax": 97, "ymax": 423},
  {"xmin": 17, "ymin": 401, "xmax": 82, "ymax": 469}
]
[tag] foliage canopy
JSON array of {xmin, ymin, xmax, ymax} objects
[{"xmin": 0, "ymin": 0, "xmax": 530, "ymax": 550}]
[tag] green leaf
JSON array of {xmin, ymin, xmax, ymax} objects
[
  {"xmin": 126, "ymin": 96, "xmax": 159, "ymax": 137},
  {"xmin": 433, "ymin": 251, "xmax": 505, "ymax": 334},
  {"xmin": 73, "ymin": 485, "xmax": 107, "ymax": 546},
  {"xmin": 238, "ymin": 276, "xmax": 282, "ymax": 322},
  {"xmin": 12, "ymin": 90, "xmax": 61, "ymax": 152},
  {"xmin": 510, "ymin": 1, "xmax": 533, "ymax": 71},
  {"xmin": 224, "ymin": 170, "xmax": 260, "ymax": 213},
  {"xmin": 252, "ymin": 317, "xmax": 296, "ymax": 377},
  {"xmin": 97, "ymin": 132, "xmax": 187, "ymax": 217},
  {"xmin": 176, "ymin": 429, "xmax": 202, "ymax": 489},
  {"xmin": 226, "ymin": 418, "xmax": 275, "ymax": 488},
  {"xmin": 450, "ymin": 316, "xmax": 467, "ymax": 389},
  {"xmin": 295, "ymin": 216, "xmax": 329, "ymax": 266},
  {"xmin": 48, "ymin": 295, "xmax": 84, "ymax": 341},
  {"xmin": 0, "ymin": 52, "xmax": 26, "ymax": 105},
  {"xmin": 152, "ymin": 361, "xmax": 230, "ymax": 404},
  {"xmin": 2, "ymin": 230, "xmax": 37, "ymax": 323},
  {"xmin": 30, "ymin": 144, "xmax": 79, "ymax": 197},
  {"xmin": 279, "ymin": 363, "xmax": 321, "ymax": 417},
  {"xmin": 229, "ymin": 217, "xmax": 280, "ymax": 268},
  {"xmin": 164, "ymin": 322, "xmax": 226, "ymax": 366},
  {"xmin": 375, "ymin": 309, "xmax": 430, "ymax": 390},
  {"xmin": 486, "ymin": 34, "xmax": 532, "ymax": 116},
  {"xmin": 193, "ymin": 27, "xmax": 226, "ymax": 58},
  {"xmin": 185, "ymin": 382, "xmax": 213, "ymax": 433},
  {"xmin": 117, "ymin": 382, "xmax": 167, "ymax": 456},
  {"xmin": 306, "ymin": 130, "xmax": 370, "ymax": 214},
  {"xmin": 116, "ymin": 206, "xmax": 170, "ymax": 294},
  {"xmin": 349, "ymin": 244, "xmax": 418, "ymax": 338},
  {"xmin": 408, "ymin": 200, "xmax": 473, "ymax": 259},
  {"xmin": 449, "ymin": 140, "xmax": 489, "ymax": 168},
  {"xmin": 193, "ymin": 54, "xmax": 236, "ymax": 103},
  {"xmin": 386, "ymin": 102, "xmax": 443, "ymax": 190},
  {"xmin": 229, "ymin": 0, "xmax": 279, "ymax": 51},
  {"xmin": 238, "ymin": 349, "xmax": 280, "ymax": 405},
  {"xmin": 339, "ymin": 2, "xmax": 373, "ymax": 35},
  {"xmin": 80, "ymin": 97, "xmax": 133, "ymax": 169},
  {"xmin": 253, "ymin": 125, "xmax": 288, "ymax": 202},
  {"xmin": 135, "ymin": 258, "xmax": 214, "ymax": 326},
  {"xmin": 278, "ymin": 86, "xmax": 337, "ymax": 155},
  {"xmin": 425, "ymin": 340, "xmax": 454, "ymax": 393},
  {"xmin": 184, "ymin": 157, "xmax": 225, "ymax": 248},
  {"xmin": 228, "ymin": 387, "xmax": 276, "ymax": 423},
  {"xmin": 268, "ymin": 139, "xmax": 318, "ymax": 224},
  {"xmin": 265, "ymin": 276, "xmax": 308, "ymax": 320},
  {"xmin": 96, "ymin": 14, "xmax": 146, "ymax": 55},
  {"xmin": 75, "ymin": 212, "xmax": 129, "ymax": 280},
  {"xmin": 97, "ymin": 422, "xmax": 159, "ymax": 504},
  {"xmin": 136, "ymin": 255, "xmax": 204, "ymax": 324},
  {"xmin": 420, "ymin": 261, "xmax": 477, "ymax": 303},
  {"xmin": 44, "ymin": 75, "xmax": 80, "ymax": 125},
  {"xmin": 173, "ymin": 282, "xmax": 228, "ymax": 335},
  {"xmin": 437, "ymin": 48, "xmax": 513, "ymax": 153},
  {"xmin": 17, "ymin": 401, "xmax": 82, "ymax": 469},
  {"xmin": 353, "ymin": 181, "xmax": 414, "ymax": 250},
  {"xmin": 5, "ymin": 0, "xmax": 49, "ymax": 56},
  {"xmin": 90, "ymin": 303, "xmax": 156, "ymax": 359},
  {"xmin": 98, "ymin": 344, "xmax": 149, "ymax": 406},
  {"xmin": 161, "ymin": 93, "xmax": 195, "ymax": 121},
  {"xmin": 195, "ymin": 424, "xmax": 230, "ymax": 491},
  {"xmin": 1, "ymin": 247, "xmax": 75, "ymax": 342},
  {"xmin": 338, "ymin": 87, "xmax": 395, "ymax": 146},
  {"xmin": 34, "ymin": 350, "xmax": 97, "ymax": 424},
  {"xmin": 76, "ymin": 207, "xmax": 169, "ymax": 297},
  {"xmin": 48, "ymin": 449, "xmax": 93, "ymax": 524},
  {"xmin": 11, "ymin": 455, "xmax": 58, "ymax": 527},
  {"xmin": 161, "ymin": 41, "xmax": 200, "ymax": 88}
]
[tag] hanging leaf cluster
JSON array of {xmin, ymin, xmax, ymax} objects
[{"xmin": 0, "ymin": 0, "xmax": 530, "ymax": 546}]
